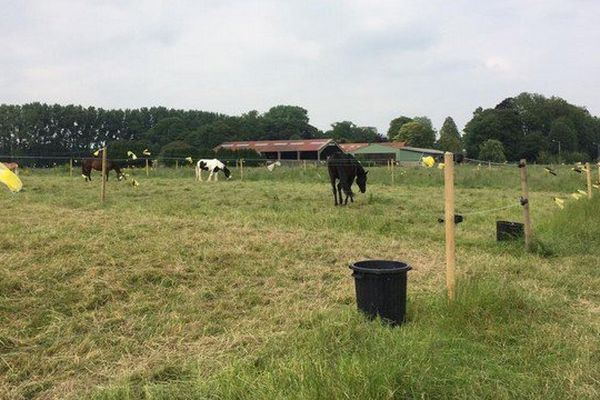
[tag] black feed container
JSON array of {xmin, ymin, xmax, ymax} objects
[
  {"xmin": 496, "ymin": 220, "xmax": 524, "ymax": 241},
  {"xmin": 349, "ymin": 260, "xmax": 411, "ymax": 326}
]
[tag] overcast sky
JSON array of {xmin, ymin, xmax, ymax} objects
[{"xmin": 2, "ymin": 0, "xmax": 599, "ymax": 134}]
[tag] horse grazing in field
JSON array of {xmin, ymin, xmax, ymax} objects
[
  {"xmin": 2, "ymin": 162, "xmax": 19, "ymax": 175},
  {"xmin": 195, "ymin": 159, "xmax": 232, "ymax": 181},
  {"xmin": 327, "ymin": 152, "xmax": 368, "ymax": 206},
  {"xmin": 81, "ymin": 152, "xmax": 125, "ymax": 181}
]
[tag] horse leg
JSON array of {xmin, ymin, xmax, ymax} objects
[
  {"xmin": 215, "ymin": 171, "xmax": 219, "ymax": 181},
  {"xmin": 337, "ymin": 182, "xmax": 346, "ymax": 206},
  {"xmin": 208, "ymin": 170, "xmax": 214, "ymax": 181},
  {"xmin": 331, "ymin": 180, "xmax": 338, "ymax": 206}
]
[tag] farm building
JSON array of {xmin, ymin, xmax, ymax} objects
[
  {"xmin": 215, "ymin": 139, "xmax": 343, "ymax": 161},
  {"xmin": 340, "ymin": 142, "xmax": 444, "ymax": 164},
  {"xmin": 340, "ymin": 143, "xmax": 399, "ymax": 163}
]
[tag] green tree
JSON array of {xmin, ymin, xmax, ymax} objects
[
  {"xmin": 387, "ymin": 116, "xmax": 412, "ymax": 139},
  {"xmin": 144, "ymin": 117, "xmax": 188, "ymax": 148},
  {"xmin": 394, "ymin": 121, "xmax": 436, "ymax": 148},
  {"xmin": 478, "ymin": 139, "xmax": 506, "ymax": 162},
  {"xmin": 548, "ymin": 117, "xmax": 577, "ymax": 154},
  {"xmin": 159, "ymin": 140, "xmax": 196, "ymax": 166},
  {"xmin": 437, "ymin": 117, "xmax": 462, "ymax": 152}
]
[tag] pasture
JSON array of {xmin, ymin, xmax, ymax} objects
[{"xmin": 0, "ymin": 164, "xmax": 599, "ymax": 399}]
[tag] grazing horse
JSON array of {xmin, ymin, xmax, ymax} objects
[
  {"xmin": 81, "ymin": 152, "xmax": 125, "ymax": 181},
  {"xmin": 195, "ymin": 159, "xmax": 232, "ymax": 181},
  {"xmin": 327, "ymin": 152, "xmax": 368, "ymax": 206},
  {"xmin": 2, "ymin": 162, "xmax": 18, "ymax": 175}
]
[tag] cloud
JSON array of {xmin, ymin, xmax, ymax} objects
[{"xmin": 1, "ymin": 0, "xmax": 600, "ymax": 135}]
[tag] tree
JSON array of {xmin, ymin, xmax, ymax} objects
[
  {"xmin": 144, "ymin": 117, "xmax": 188, "ymax": 148},
  {"xmin": 394, "ymin": 121, "xmax": 436, "ymax": 148},
  {"xmin": 548, "ymin": 117, "xmax": 578, "ymax": 153},
  {"xmin": 437, "ymin": 117, "xmax": 463, "ymax": 152},
  {"xmin": 325, "ymin": 121, "xmax": 384, "ymax": 143},
  {"xmin": 387, "ymin": 116, "xmax": 412, "ymax": 139},
  {"xmin": 159, "ymin": 140, "xmax": 196, "ymax": 166},
  {"xmin": 478, "ymin": 139, "xmax": 506, "ymax": 162}
]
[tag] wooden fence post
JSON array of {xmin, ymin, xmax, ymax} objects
[
  {"xmin": 69, "ymin": 158, "xmax": 73, "ymax": 177},
  {"xmin": 444, "ymin": 152, "xmax": 456, "ymax": 302},
  {"xmin": 145, "ymin": 158, "xmax": 149, "ymax": 176},
  {"xmin": 101, "ymin": 147, "xmax": 107, "ymax": 202},
  {"xmin": 519, "ymin": 159, "xmax": 533, "ymax": 250},
  {"xmin": 586, "ymin": 162, "xmax": 592, "ymax": 199},
  {"xmin": 391, "ymin": 159, "xmax": 395, "ymax": 185}
]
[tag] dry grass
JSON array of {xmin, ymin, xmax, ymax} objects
[{"xmin": 0, "ymin": 165, "xmax": 598, "ymax": 399}]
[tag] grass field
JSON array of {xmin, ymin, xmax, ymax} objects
[{"xmin": 0, "ymin": 164, "xmax": 599, "ymax": 399}]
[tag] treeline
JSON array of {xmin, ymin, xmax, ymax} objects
[
  {"xmin": 462, "ymin": 93, "xmax": 600, "ymax": 162},
  {"xmin": 0, "ymin": 103, "xmax": 386, "ymax": 165},
  {"xmin": 2, "ymin": 92, "xmax": 598, "ymax": 166}
]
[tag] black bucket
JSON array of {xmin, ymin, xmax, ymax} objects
[
  {"xmin": 349, "ymin": 260, "xmax": 411, "ymax": 326},
  {"xmin": 496, "ymin": 220, "xmax": 524, "ymax": 241}
]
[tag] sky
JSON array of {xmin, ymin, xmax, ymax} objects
[{"xmin": 2, "ymin": 0, "xmax": 600, "ymax": 135}]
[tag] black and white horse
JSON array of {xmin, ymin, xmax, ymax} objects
[
  {"xmin": 195, "ymin": 159, "xmax": 232, "ymax": 181},
  {"xmin": 327, "ymin": 152, "xmax": 368, "ymax": 206}
]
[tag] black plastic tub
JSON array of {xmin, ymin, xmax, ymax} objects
[
  {"xmin": 496, "ymin": 220, "xmax": 524, "ymax": 241},
  {"xmin": 349, "ymin": 260, "xmax": 412, "ymax": 326}
]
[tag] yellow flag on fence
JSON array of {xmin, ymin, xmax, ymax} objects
[
  {"xmin": 421, "ymin": 156, "xmax": 435, "ymax": 168},
  {"xmin": 143, "ymin": 149, "xmax": 151, "ymax": 156},
  {"xmin": 571, "ymin": 192, "xmax": 583, "ymax": 200},
  {"xmin": 438, "ymin": 163, "xmax": 445, "ymax": 170},
  {"xmin": 0, "ymin": 162, "xmax": 23, "ymax": 193},
  {"xmin": 553, "ymin": 197, "xmax": 565, "ymax": 209},
  {"xmin": 577, "ymin": 189, "xmax": 587, "ymax": 195},
  {"xmin": 185, "ymin": 157, "xmax": 193, "ymax": 163},
  {"xmin": 93, "ymin": 149, "xmax": 100, "ymax": 156},
  {"xmin": 127, "ymin": 151, "xmax": 138, "ymax": 160}
]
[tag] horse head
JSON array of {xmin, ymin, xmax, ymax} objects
[
  {"xmin": 222, "ymin": 166, "xmax": 232, "ymax": 179},
  {"xmin": 356, "ymin": 170, "xmax": 368, "ymax": 193}
]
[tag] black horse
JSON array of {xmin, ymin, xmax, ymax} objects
[{"xmin": 327, "ymin": 152, "xmax": 368, "ymax": 206}]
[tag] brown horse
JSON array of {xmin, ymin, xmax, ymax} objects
[
  {"xmin": 81, "ymin": 155, "xmax": 124, "ymax": 181},
  {"xmin": 1, "ymin": 162, "xmax": 19, "ymax": 175}
]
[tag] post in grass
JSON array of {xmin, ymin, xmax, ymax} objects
[
  {"xmin": 391, "ymin": 159, "xmax": 395, "ymax": 185},
  {"xmin": 586, "ymin": 162, "xmax": 592, "ymax": 199},
  {"xmin": 444, "ymin": 151, "xmax": 456, "ymax": 302},
  {"xmin": 101, "ymin": 147, "xmax": 107, "ymax": 202},
  {"xmin": 69, "ymin": 158, "xmax": 73, "ymax": 177},
  {"xmin": 519, "ymin": 159, "xmax": 533, "ymax": 250},
  {"xmin": 240, "ymin": 159, "xmax": 244, "ymax": 181},
  {"xmin": 145, "ymin": 158, "xmax": 149, "ymax": 176}
]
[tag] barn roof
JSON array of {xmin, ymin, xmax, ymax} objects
[
  {"xmin": 216, "ymin": 138, "xmax": 336, "ymax": 153},
  {"xmin": 339, "ymin": 143, "xmax": 370, "ymax": 152},
  {"xmin": 340, "ymin": 142, "xmax": 406, "ymax": 153}
]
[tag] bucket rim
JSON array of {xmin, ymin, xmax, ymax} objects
[{"xmin": 349, "ymin": 259, "xmax": 412, "ymax": 274}]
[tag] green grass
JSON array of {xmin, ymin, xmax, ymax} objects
[{"xmin": 0, "ymin": 165, "xmax": 598, "ymax": 399}]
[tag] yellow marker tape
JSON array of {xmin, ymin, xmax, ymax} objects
[
  {"xmin": 571, "ymin": 193, "xmax": 582, "ymax": 200},
  {"xmin": 185, "ymin": 157, "xmax": 193, "ymax": 163},
  {"xmin": 553, "ymin": 197, "xmax": 564, "ymax": 209},
  {"xmin": 577, "ymin": 189, "xmax": 587, "ymax": 195},
  {"xmin": 437, "ymin": 163, "xmax": 445, "ymax": 170},
  {"xmin": 127, "ymin": 151, "xmax": 138, "ymax": 160},
  {"xmin": 0, "ymin": 162, "xmax": 23, "ymax": 192},
  {"xmin": 93, "ymin": 149, "xmax": 100, "ymax": 156},
  {"xmin": 143, "ymin": 149, "xmax": 151, "ymax": 156},
  {"xmin": 421, "ymin": 156, "xmax": 435, "ymax": 168},
  {"xmin": 131, "ymin": 179, "xmax": 139, "ymax": 187}
]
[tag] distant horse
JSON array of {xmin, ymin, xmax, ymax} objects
[
  {"xmin": 195, "ymin": 159, "xmax": 232, "ymax": 181},
  {"xmin": 81, "ymin": 152, "xmax": 125, "ymax": 181},
  {"xmin": 327, "ymin": 152, "xmax": 368, "ymax": 206},
  {"xmin": 2, "ymin": 162, "xmax": 18, "ymax": 175}
]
